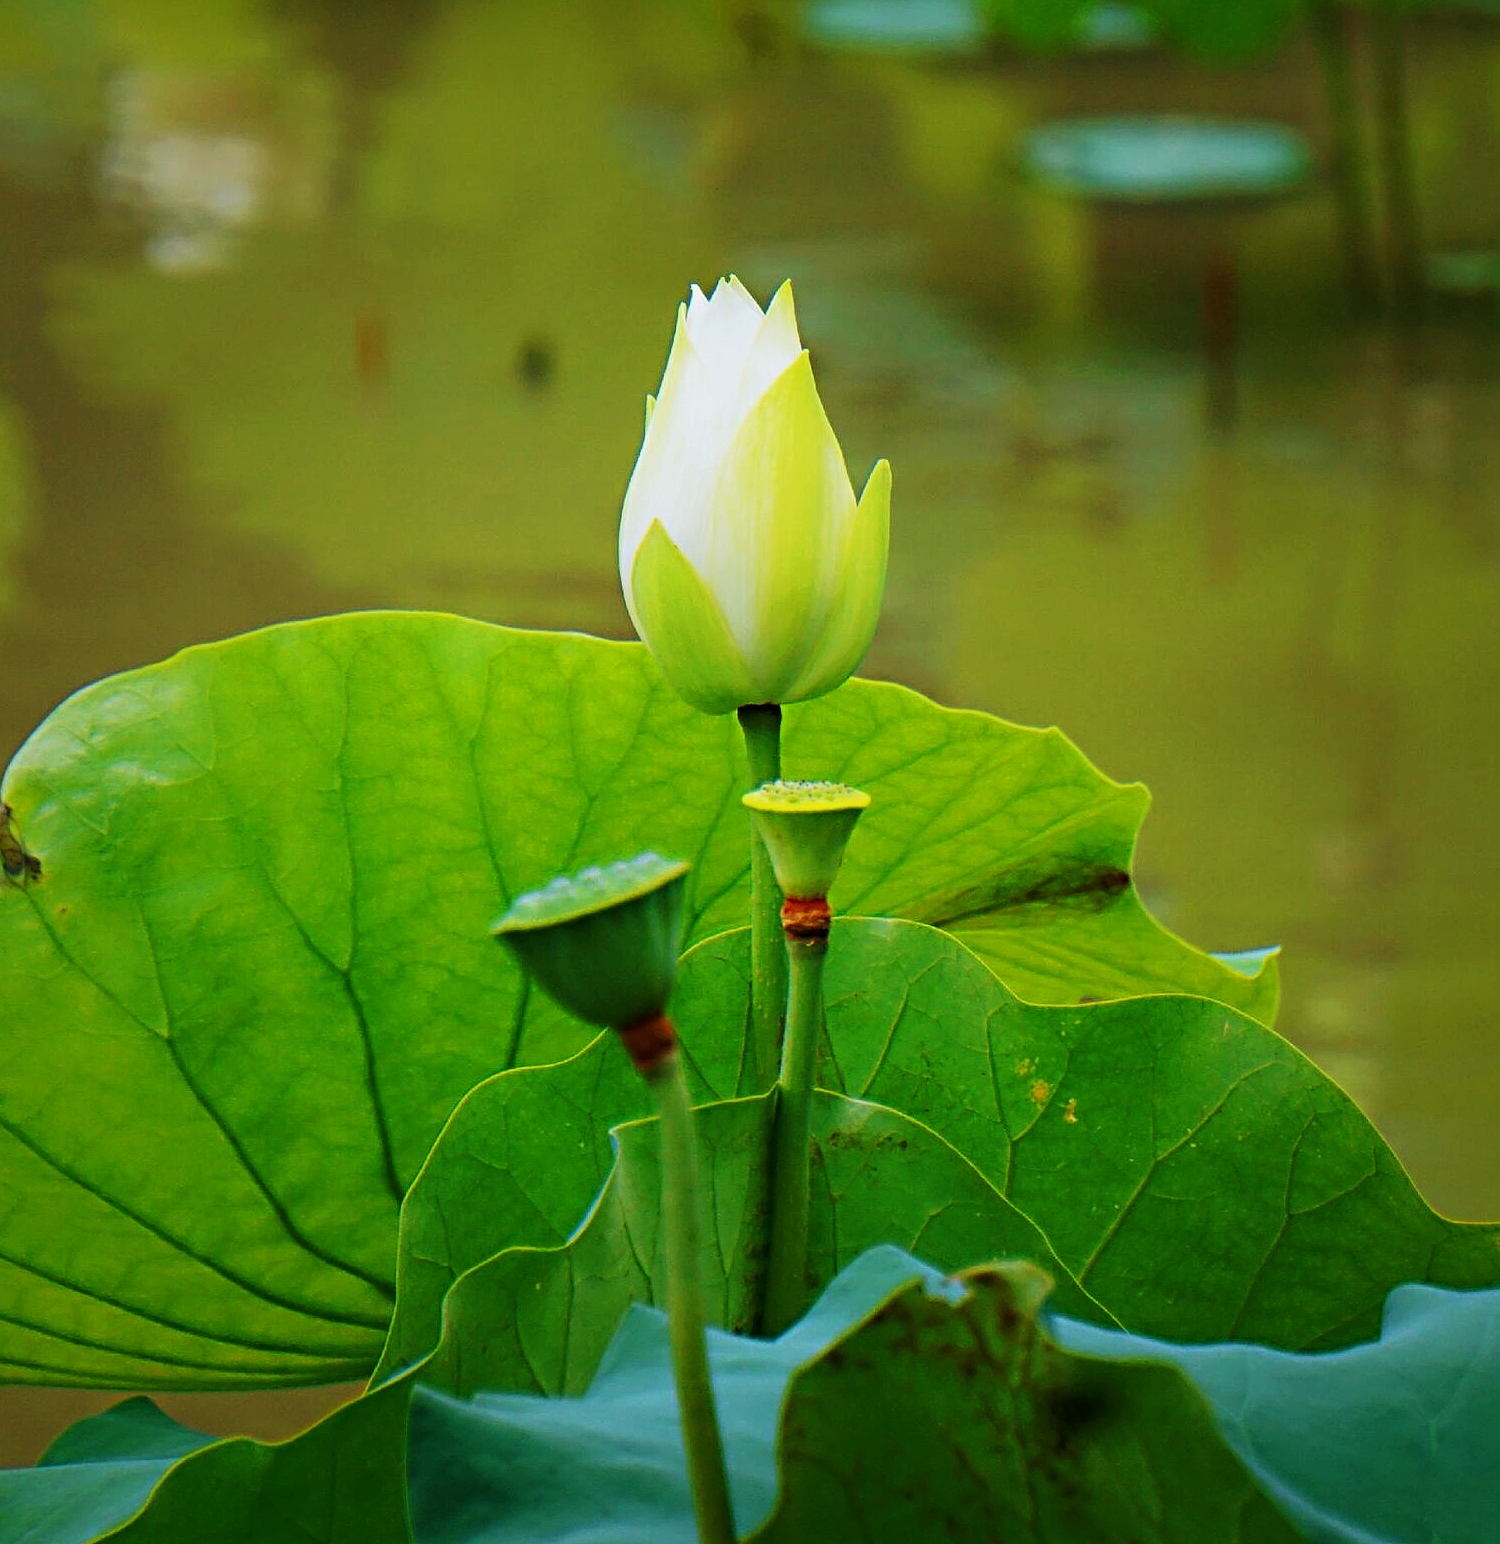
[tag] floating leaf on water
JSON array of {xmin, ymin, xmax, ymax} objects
[{"xmin": 1021, "ymin": 115, "xmax": 1314, "ymax": 203}]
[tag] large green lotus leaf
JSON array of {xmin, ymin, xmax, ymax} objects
[
  {"xmin": 674, "ymin": 920, "xmax": 1500, "ymax": 1349},
  {"xmin": 0, "ymin": 612, "xmax": 1269, "ymax": 1388},
  {"xmin": 0, "ymin": 1382, "xmax": 410, "ymax": 1544},
  {"xmin": 373, "ymin": 1031, "xmax": 649, "ymax": 1385},
  {"xmin": 777, "ymin": 672, "xmax": 1278, "ymax": 1021},
  {"xmin": 411, "ymin": 1089, "xmax": 1108, "ymax": 1399},
  {"xmin": 379, "ymin": 1021, "xmax": 1088, "ymax": 1384}
]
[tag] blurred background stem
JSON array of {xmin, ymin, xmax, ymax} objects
[
  {"xmin": 1370, "ymin": 4, "xmax": 1424, "ymax": 324},
  {"xmin": 1309, "ymin": 1, "xmax": 1382, "ymax": 317}
]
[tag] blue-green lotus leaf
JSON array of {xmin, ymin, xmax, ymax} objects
[{"xmin": 13, "ymin": 1248, "xmax": 1497, "ymax": 1544}]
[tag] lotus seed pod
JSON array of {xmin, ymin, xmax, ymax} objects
[
  {"xmin": 492, "ymin": 853, "xmax": 689, "ymax": 1030},
  {"xmin": 741, "ymin": 780, "xmax": 870, "ymax": 900}
]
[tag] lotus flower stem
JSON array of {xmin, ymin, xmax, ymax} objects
[
  {"xmin": 737, "ymin": 703, "xmax": 786, "ymax": 1090},
  {"xmin": 493, "ymin": 858, "xmax": 734, "ymax": 1540},
  {"xmin": 761, "ymin": 899, "xmax": 831, "ymax": 1337},
  {"xmin": 740, "ymin": 782, "xmax": 866, "ymax": 1337},
  {"xmin": 642, "ymin": 1032, "xmax": 738, "ymax": 1544}
]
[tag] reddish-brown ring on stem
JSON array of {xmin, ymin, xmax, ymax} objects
[
  {"xmin": 618, "ymin": 1011, "xmax": 678, "ymax": 1074},
  {"xmin": 781, "ymin": 896, "xmax": 832, "ymax": 941}
]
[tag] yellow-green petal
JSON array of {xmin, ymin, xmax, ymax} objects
[
  {"xmin": 703, "ymin": 350, "xmax": 856, "ymax": 696},
  {"xmin": 630, "ymin": 519, "xmax": 757, "ymax": 715},
  {"xmin": 784, "ymin": 457, "xmax": 891, "ymax": 705},
  {"xmin": 737, "ymin": 280, "xmax": 802, "ymax": 409}
]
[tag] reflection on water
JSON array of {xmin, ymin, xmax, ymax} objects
[
  {"xmin": 102, "ymin": 73, "xmax": 279, "ymax": 274},
  {"xmin": 1, "ymin": 0, "xmax": 1498, "ymax": 1463}
]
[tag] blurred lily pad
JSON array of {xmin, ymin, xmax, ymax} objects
[
  {"xmin": 1426, "ymin": 248, "xmax": 1500, "ymax": 298},
  {"xmin": 1021, "ymin": 115, "xmax": 1313, "ymax": 203},
  {"xmin": 803, "ymin": 0, "xmax": 987, "ymax": 55},
  {"xmin": 1073, "ymin": 2, "xmax": 1158, "ymax": 50}
]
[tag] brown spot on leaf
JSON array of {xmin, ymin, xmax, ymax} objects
[
  {"xmin": 1063, "ymin": 1098, "xmax": 1078, "ymax": 1124},
  {"xmin": 1030, "ymin": 1080, "xmax": 1051, "ymax": 1106},
  {"xmin": 0, "ymin": 803, "xmax": 41, "ymax": 885}
]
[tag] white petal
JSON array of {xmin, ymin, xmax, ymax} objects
[
  {"xmin": 684, "ymin": 281, "xmax": 711, "ymax": 328},
  {"xmin": 621, "ymin": 305, "xmax": 721, "ymax": 597},
  {"xmin": 683, "ymin": 275, "xmax": 766, "ymax": 370}
]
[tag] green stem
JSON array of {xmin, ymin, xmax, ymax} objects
[
  {"xmin": 648, "ymin": 1049, "xmax": 737, "ymax": 1544},
  {"xmin": 737, "ymin": 704, "xmax": 785, "ymax": 1091},
  {"xmin": 761, "ymin": 931, "xmax": 827, "ymax": 1337},
  {"xmin": 1370, "ymin": 4, "xmax": 1423, "ymax": 325},
  {"xmin": 1308, "ymin": 1, "xmax": 1381, "ymax": 317}
]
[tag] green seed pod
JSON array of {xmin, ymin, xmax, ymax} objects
[
  {"xmin": 741, "ymin": 780, "xmax": 870, "ymax": 900},
  {"xmin": 492, "ymin": 853, "xmax": 689, "ymax": 1030}
]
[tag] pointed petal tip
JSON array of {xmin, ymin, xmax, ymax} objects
[
  {"xmin": 764, "ymin": 279, "xmax": 800, "ymax": 335},
  {"xmin": 668, "ymin": 302, "xmax": 691, "ymax": 355},
  {"xmin": 859, "ymin": 458, "xmax": 893, "ymax": 506}
]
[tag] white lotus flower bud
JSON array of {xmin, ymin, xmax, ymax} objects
[{"xmin": 619, "ymin": 276, "xmax": 891, "ymax": 716}]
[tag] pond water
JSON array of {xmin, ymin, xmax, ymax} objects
[{"xmin": 1, "ymin": 0, "xmax": 1497, "ymax": 1464}]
